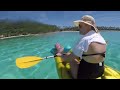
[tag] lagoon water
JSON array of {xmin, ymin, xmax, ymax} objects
[{"xmin": 0, "ymin": 31, "xmax": 120, "ymax": 79}]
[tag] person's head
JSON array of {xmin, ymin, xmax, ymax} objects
[
  {"xmin": 55, "ymin": 43, "xmax": 64, "ymax": 53},
  {"xmin": 55, "ymin": 43, "xmax": 61, "ymax": 50},
  {"xmin": 73, "ymin": 15, "xmax": 99, "ymax": 35}
]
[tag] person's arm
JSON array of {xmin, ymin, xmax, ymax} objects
[{"xmin": 57, "ymin": 52, "xmax": 80, "ymax": 63}]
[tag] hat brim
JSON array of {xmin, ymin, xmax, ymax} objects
[{"xmin": 73, "ymin": 20, "xmax": 99, "ymax": 33}]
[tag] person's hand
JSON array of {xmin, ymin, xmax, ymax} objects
[
  {"xmin": 66, "ymin": 52, "xmax": 71, "ymax": 56},
  {"xmin": 74, "ymin": 59, "xmax": 80, "ymax": 64},
  {"xmin": 56, "ymin": 53, "xmax": 62, "ymax": 56}
]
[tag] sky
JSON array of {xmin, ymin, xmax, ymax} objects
[{"xmin": 0, "ymin": 11, "xmax": 120, "ymax": 27}]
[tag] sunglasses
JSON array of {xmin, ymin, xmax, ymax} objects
[{"xmin": 78, "ymin": 24, "xmax": 82, "ymax": 28}]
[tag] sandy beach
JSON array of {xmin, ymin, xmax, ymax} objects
[
  {"xmin": 0, "ymin": 34, "xmax": 31, "ymax": 39},
  {"xmin": 0, "ymin": 31, "xmax": 60, "ymax": 40},
  {"xmin": 0, "ymin": 30, "xmax": 118, "ymax": 40},
  {"xmin": 61, "ymin": 31, "xmax": 79, "ymax": 32}
]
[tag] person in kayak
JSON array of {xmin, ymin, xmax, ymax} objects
[{"xmin": 56, "ymin": 15, "xmax": 107, "ymax": 79}]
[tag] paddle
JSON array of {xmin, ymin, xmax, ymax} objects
[{"xmin": 16, "ymin": 55, "xmax": 56, "ymax": 69}]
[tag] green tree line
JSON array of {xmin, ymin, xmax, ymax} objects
[
  {"xmin": 60, "ymin": 26, "xmax": 120, "ymax": 31},
  {"xmin": 0, "ymin": 19, "xmax": 59, "ymax": 38}
]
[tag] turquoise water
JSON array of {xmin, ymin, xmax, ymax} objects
[{"xmin": 0, "ymin": 31, "xmax": 120, "ymax": 79}]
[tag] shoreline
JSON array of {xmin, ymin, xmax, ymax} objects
[
  {"xmin": 0, "ymin": 30, "xmax": 120, "ymax": 40},
  {"xmin": 61, "ymin": 31, "xmax": 79, "ymax": 32},
  {"xmin": 0, "ymin": 31, "xmax": 59, "ymax": 40},
  {"xmin": 61, "ymin": 30, "xmax": 120, "ymax": 32},
  {"xmin": 0, "ymin": 34, "xmax": 31, "ymax": 39}
]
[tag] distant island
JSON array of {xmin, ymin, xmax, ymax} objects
[
  {"xmin": 0, "ymin": 19, "xmax": 120, "ymax": 39},
  {"xmin": 0, "ymin": 19, "xmax": 59, "ymax": 38}
]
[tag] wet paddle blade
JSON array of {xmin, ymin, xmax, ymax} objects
[{"xmin": 16, "ymin": 56, "xmax": 43, "ymax": 68}]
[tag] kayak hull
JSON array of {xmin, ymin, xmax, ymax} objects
[{"xmin": 54, "ymin": 57, "xmax": 120, "ymax": 79}]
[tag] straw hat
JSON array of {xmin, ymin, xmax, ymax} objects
[{"xmin": 73, "ymin": 15, "xmax": 99, "ymax": 33}]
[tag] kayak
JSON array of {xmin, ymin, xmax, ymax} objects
[
  {"xmin": 54, "ymin": 56, "xmax": 120, "ymax": 79},
  {"xmin": 50, "ymin": 46, "xmax": 120, "ymax": 79}
]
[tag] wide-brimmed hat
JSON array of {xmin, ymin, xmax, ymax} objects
[{"xmin": 73, "ymin": 15, "xmax": 99, "ymax": 33}]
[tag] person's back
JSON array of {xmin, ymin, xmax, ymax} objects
[
  {"xmin": 56, "ymin": 15, "xmax": 107, "ymax": 79},
  {"xmin": 83, "ymin": 42, "xmax": 106, "ymax": 63},
  {"xmin": 72, "ymin": 15, "xmax": 107, "ymax": 79}
]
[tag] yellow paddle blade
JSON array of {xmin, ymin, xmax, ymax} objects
[{"xmin": 16, "ymin": 56, "xmax": 43, "ymax": 69}]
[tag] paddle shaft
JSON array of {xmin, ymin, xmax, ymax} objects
[
  {"xmin": 43, "ymin": 53, "xmax": 66, "ymax": 59},
  {"xmin": 43, "ymin": 56, "xmax": 55, "ymax": 59},
  {"xmin": 42, "ymin": 54, "xmax": 66, "ymax": 59},
  {"xmin": 22, "ymin": 55, "xmax": 56, "ymax": 63}
]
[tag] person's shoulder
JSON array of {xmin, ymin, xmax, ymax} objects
[
  {"xmin": 82, "ymin": 36, "xmax": 89, "ymax": 41},
  {"xmin": 96, "ymin": 32, "xmax": 103, "ymax": 37}
]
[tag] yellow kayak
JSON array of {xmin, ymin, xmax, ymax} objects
[{"xmin": 54, "ymin": 57, "xmax": 120, "ymax": 79}]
